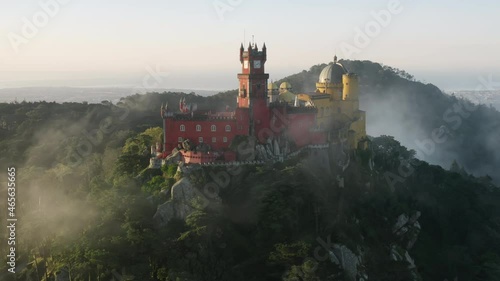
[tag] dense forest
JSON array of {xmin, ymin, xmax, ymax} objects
[{"xmin": 0, "ymin": 59, "xmax": 500, "ymax": 280}]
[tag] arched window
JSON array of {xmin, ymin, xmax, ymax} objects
[
  {"xmin": 180, "ymin": 124, "xmax": 185, "ymax": 132},
  {"xmin": 211, "ymin": 125, "xmax": 216, "ymax": 132},
  {"xmin": 196, "ymin": 124, "xmax": 201, "ymax": 132},
  {"xmin": 225, "ymin": 125, "xmax": 231, "ymax": 132},
  {"xmin": 198, "ymin": 137, "xmax": 203, "ymax": 143},
  {"xmin": 178, "ymin": 137, "xmax": 183, "ymax": 142},
  {"xmin": 223, "ymin": 137, "xmax": 228, "ymax": 143}
]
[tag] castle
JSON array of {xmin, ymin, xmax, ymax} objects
[{"xmin": 151, "ymin": 43, "xmax": 367, "ymax": 166}]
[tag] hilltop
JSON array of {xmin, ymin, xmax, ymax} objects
[
  {"xmin": 213, "ymin": 60, "xmax": 500, "ymax": 183},
  {"xmin": 1, "ymin": 60, "xmax": 500, "ymax": 280}
]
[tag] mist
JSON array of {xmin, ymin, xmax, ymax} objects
[{"xmin": 360, "ymin": 82, "xmax": 500, "ymax": 183}]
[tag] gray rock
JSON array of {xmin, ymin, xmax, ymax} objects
[
  {"xmin": 153, "ymin": 178, "xmax": 219, "ymax": 227},
  {"xmin": 409, "ymin": 211, "xmax": 421, "ymax": 224},
  {"xmin": 330, "ymin": 244, "xmax": 362, "ymax": 281},
  {"xmin": 273, "ymin": 139, "xmax": 281, "ymax": 156},
  {"xmin": 407, "ymin": 221, "xmax": 421, "ymax": 250},
  {"xmin": 393, "ymin": 214, "xmax": 409, "ymax": 234},
  {"xmin": 265, "ymin": 144, "xmax": 273, "ymax": 158},
  {"xmin": 390, "ymin": 245, "xmax": 420, "ymax": 280},
  {"xmin": 166, "ymin": 150, "xmax": 182, "ymax": 163}
]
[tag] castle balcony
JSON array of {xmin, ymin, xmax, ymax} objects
[{"xmin": 181, "ymin": 150, "xmax": 220, "ymax": 164}]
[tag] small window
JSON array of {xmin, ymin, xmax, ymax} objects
[
  {"xmin": 178, "ymin": 137, "xmax": 183, "ymax": 142},
  {"xmin": 180, "ymin": 124, "xmax": 185, "ymax": 132},
  {"xmin": 238, "ymin": 125, "xmax": 243, "ymax": 131},
  {"xmin": 212, "ymin": 137, "xmax": 216, "ymax": 143},
  {"xmin": 196, "ymin": 124, "xmax": 201, "ymax": 132},
  {"xmin": 198, "ymin": 137, "xmax": 203, "ymax": 143},
  {"xmin": 225, "ymin": 125, "xmax": 231, "ymax": 132},
  {"xmin": 211, "ymin": 125, "xmax": 216, "ymax": 132},
  {"xmin": 223, "ymin": 137, "xmax": 228, "ymax": 143}
]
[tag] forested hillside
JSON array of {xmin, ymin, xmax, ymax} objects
[
  {"xmin": 273, "ymin": 60, "xmax": 500, "ymax": 183},
  {"xmin": 0, "ymin": 59, "xmax": 499, "ymax": 280}
]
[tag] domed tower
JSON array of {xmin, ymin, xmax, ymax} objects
[
  {"xmin": 268, "ymin": 81, "xmax": 279, "ymax": 103},
  {"xmin": 279, "ymin": 82, "xmax": 292, "ymax": 93},
  {"xmin": 316, "ymin": 56, "xmax": 347, "ymax": 99},
  {"xmin": 278, "ymin": 82, "xmax": 296, "ymax": 104}
]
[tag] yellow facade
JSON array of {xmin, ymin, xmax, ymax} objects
[{"xmin": 295, "ymin": 59, "xmax": 367, "ymax": 149}]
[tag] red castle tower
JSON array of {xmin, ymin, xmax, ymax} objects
[
  {"xmin": 238, "ymin": 43, "xmax": 270, "ymax": 141},
  {"xmin": 156, "ymin": 42, "xmax": 329, "ymax": 165}
]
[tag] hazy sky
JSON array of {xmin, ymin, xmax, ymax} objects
[{"xmin": 0, "ymin": 0, "xmax": 499, "ymax": 90}]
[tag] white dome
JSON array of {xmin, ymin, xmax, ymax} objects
[{"xmin": 319, "ymin": 62, "xmax": 348, "ymax": 84}]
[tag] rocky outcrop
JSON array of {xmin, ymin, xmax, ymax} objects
[
  {"xmin": 153, "ymin": 177, "xmax": 220, "ymax": 227},
  {"xmin": 393, "ymin": 212, "xmax": 421, "ymax": 250},
  {"xmin": 165, "ymin": 149, "xmax": 182, "ymax": 163},
  {"xmin": 255, "ymin": 141, "xmax": 280, "ymax": 161},
  {"xmin": 392, "ymin": 213, "xmax": 410, "ymax": 234},
  {"xmin": 390, "ymin": 244, "xmax": 420, "ymax": 280},
  {"xmin": 389, "ymin": 211, "xmax": 422, "ymax": 280},
  {"xmin": 329, "ymin": 244, "xmax": 367, "ymax": 281}
]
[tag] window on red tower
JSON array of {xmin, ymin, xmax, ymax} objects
[
  {"xmin": 198, "ymin": 137, "xmax": 203, "ymax": 143},
  {"xmin": 196, "ymin": 124, "xmax": 201, "ymax": 132},
  {"xmin": 223, "ymin": 137, "xmax": 228, "ymax": 143},
  {"xmin": 211, "ymin": 125, "xmax": 216, "ymax": 132},
  {"xmin": 212, "ymin": 137, "xmax": 216, "ymax": 143},
  {"xmin": 240, "ymin": 84, "xmax": 247, "ymax": 97},
  {"xmin": 178, "ymin": 137, "xmax": 183, "ymax": 142},
  {"xmin": 180, "ymin": 124, "xmax": 185, "ymax": 132},
  {"xmin": 225, "ymin": 125, "xmax": 231, "ymax": 132}
]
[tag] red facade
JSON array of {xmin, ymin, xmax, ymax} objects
[
  {"xmin": 163, "ymin": 108, "xmax": 250, "ymax": 153},
  {"xmin": 160, "ymin": 43, "xmax": 327, "ymax": 163}
]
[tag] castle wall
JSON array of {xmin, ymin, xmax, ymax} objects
[
  {"xmin": 163, "ymin": 109, "xmax": 250, "ymax": 154},
  {"xmin": 286, "ymin": 112, "xmax": 318, "ymax": 147}
]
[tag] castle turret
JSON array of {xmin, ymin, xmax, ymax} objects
[
  {"xmin": 278, "ymin": 82, "xmax": 296, "ymax": 104},
  {"xmin": 237, "ymin": 42, "xmax": 270, "ymax": 139},
  {"xmin": 342, "ymin": 73, "xmax": 359, "ymax": 101},
  {"xmin": 268, "ymin": 81, "xmax": 279, "ymax": 103},
  {"xmin": 239, "ymin": 43, "xmax": 244, "ymax": 62}
]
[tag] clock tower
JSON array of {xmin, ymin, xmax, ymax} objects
[{"xmin": 237, "ymin": 42, "xmax": 270, "ymax": 139}]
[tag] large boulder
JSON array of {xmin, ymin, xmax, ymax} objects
[
  {"xmin": 329, "ymin": 244, "xmax": 366, "ymax": 281},
  {"xmin": 393, "ymin": 212, "xmax": 422, "ymax": 250},
  {"xmin": 153, "ymin": 177, "xmax": 219, "ymax": 227}
]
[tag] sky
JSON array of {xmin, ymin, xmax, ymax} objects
[{"xmin": 0, "ymin": 0, "xmax": 499, "ymax": 91}]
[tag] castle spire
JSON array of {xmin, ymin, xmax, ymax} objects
[{"xmin": 334, "ymin": 55, "xmax": 338, "ymax": 64}]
